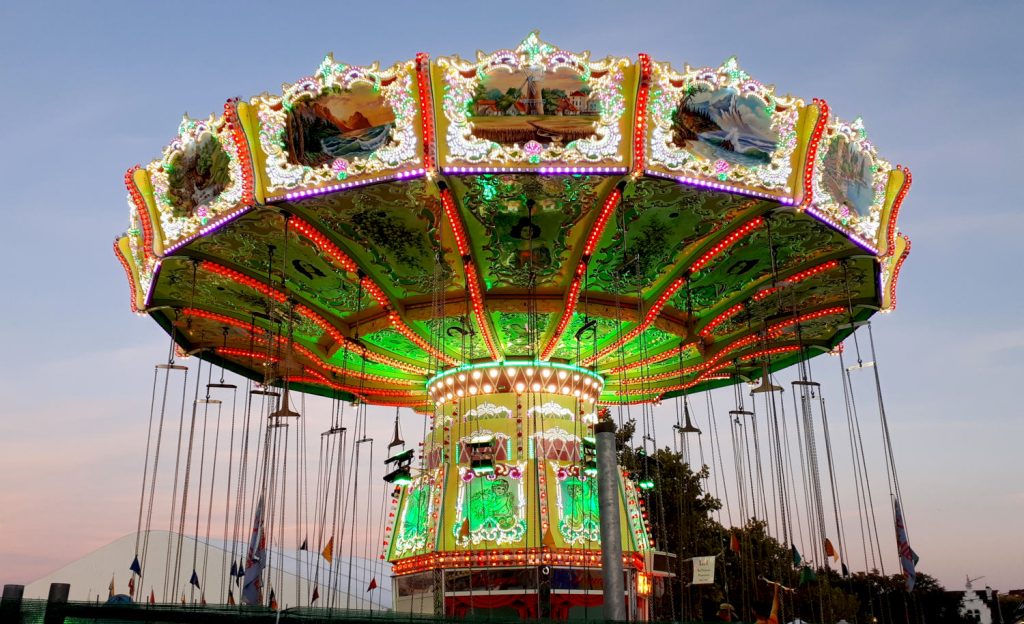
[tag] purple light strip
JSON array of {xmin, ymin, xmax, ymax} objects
[
  {"xmin": 163, "ymin": 205, "xmax": 254, "ymax": 255},
  {"xmin": 804, "ymin": 206, "xmax": 879, "ymax": 255},
  {"xmin": 646, "ymin": 169, "xmax": 797, "ymax": 205},
  {"xmin": 144, "ymin": 259, "xmax": 163, "ymax": 308},
  {"xmin": 271, "ymin": 168, "xmax": 426, "ymax": 202},
  {"xmin": 443, "ymin": 165, "xmax": 628, "ymax": 175}
]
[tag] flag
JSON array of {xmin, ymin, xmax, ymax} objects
[
  {"xmin": 300, "ymin": 538, "xmax": 308, "ymax": 551},
  {"xmin": 768, "ymin": 583, "xmax": 780, "ymax": 624},
  {"xmin": 180, "ymin": 594, "xmax": 186, "ymax": 605},
  {"xmin": 128, "ymin": 576, "xmax": 135, "ymax": 597},
  {"xmin": 841, "ymin": 562, "xmax": 850, "ymax": 578},
  {"xmin": 189, "ymin": 570, "xmax": 200, "ymax": 589},
  {"xmin": 824, "ymin": 538, "xmax": 839, "ymax": 562},
  {"xmin": 310, "ymin": 586, "xmax": 320, "ymax": 604},
  {"xmin": 108, "ymin": 575, "xmax": 115, "ymax": 598},
  {"xmin": 459, "ymin": 518, "xmax": 470, "ymax": 539},
  {"xmin": 268, "ymin": 588, "xmax": 278, "ymax": 610},
  {"xmin": 149, "ymin": 589, "xmax": 155, "ymax": 605},
  {"xmin": 729, "ymin": 532, "xmax": 741, "ymax": 554},
  {"xmin": 227, "ymin": 590, "xmax": 236, "ymax": 606},
  {"xmin": 791, "ymin": 545, "xmax": 801, "ymax": 567},
  {"xmin": 321, "ymin": 536, "xmax": 334, "ymax": 564},
  {"xmin": 894, "ymin": 498, "xmax": 919, "ymax": 591},
  {"xmin": 242, "ymin": 494, "xmax": 267, "ymax": 605},
  {"xmin": 799, "ymin": 566, "xmax": 817, "ymax": 586},
  {"xmin": 200, "ymin": 593, "xmax": 206, "ymax": 606},
  {"xmin": 691, "ymin": 556, "xmax": 716, "ymax": 585},
  {"xmin": 367, "ymin": 578, "xmax": 378, "ymax": 592},
  {"xmin": 230, "ymin": 561, "xmax": 238, "ymax": 578},
  {"xmin": 542, "ymin": 526, "xmax": 557, "ymax": 549},
  {"xmin": 129, "ymin": 555, "xmax": 142, "ymax": 576}
]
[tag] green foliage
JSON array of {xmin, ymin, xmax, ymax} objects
[
  {"xmin": 541, "ymin": 88, "xmax": 567, "ymax": 115},
  {"xmin": 612, "ymin": 418, "xmax": 963, "ymax": 624}
]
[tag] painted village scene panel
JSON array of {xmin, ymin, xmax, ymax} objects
[{"xmin": 467, "ymin": 66, "xmax": 599, "ymax": 147}]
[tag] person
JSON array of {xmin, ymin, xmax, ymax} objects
[
  {"xmin": 752, "ymin": 582, "xmax": 780, "ymax": 624},
  {"xmin": 488, "ymin": 479, "xmax": 516, "ymax": 529},
  {"xmin": 717, "ymin": 602, "xmax": 738, "ymax": 622}
]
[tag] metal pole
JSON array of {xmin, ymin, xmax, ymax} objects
[
  {"xmin": 596, "ymin": 420, "xmax": 626, "ymax": 622},
  {"xmin": 43, "ymin": 583, "xmax": 69, "ymax": 624},
  {"xmin": 1, "ymin": 585, "xmax": 24, "ymax": 624}
]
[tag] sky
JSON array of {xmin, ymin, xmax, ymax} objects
[{"xmin": 1, "ymin": 0, "xmax": 1022, "ymax": 597}]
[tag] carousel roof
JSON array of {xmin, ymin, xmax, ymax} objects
[{"xmin": 114, "ymin": 34, "xmax": 911, "ymax": 410}]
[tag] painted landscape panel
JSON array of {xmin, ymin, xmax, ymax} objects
[
  {"xmin": 283, "ymin": 84, "xmax": 396, "ymax": 167},
  {"xmin": 167, "ymin": 134, "xmax": 230, "ymax": 218},
  {"xmin": 821, "ymin": 135, "xmax": 875, "ymax": 219},
  {"xmin": 670, "ymin": 87, "xmax": 779, "ymax": 167}
]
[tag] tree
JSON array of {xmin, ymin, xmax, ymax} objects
[{"xmin": 611, "ymin": 418, "xmax": 964, "ymax": 624}]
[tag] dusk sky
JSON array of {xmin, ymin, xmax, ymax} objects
[{"xmin": 1, "ymin": 0, "xmax": 1021, "ymax": 595}]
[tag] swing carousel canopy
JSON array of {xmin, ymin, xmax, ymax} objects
[{"xmin": 114, "ymin": 33, "xmax": 911, "ymax": 410}]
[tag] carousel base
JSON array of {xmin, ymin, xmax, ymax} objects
[{"xmin": 393, "ymin": 564, "xmax": 650, "ymax": 621}]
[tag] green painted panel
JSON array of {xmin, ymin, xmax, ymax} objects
[{"xmin": 457, "ymin": 174, "xmax": 602, "ymax": 288}]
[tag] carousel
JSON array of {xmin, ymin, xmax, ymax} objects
[{"xmin": 114, "ymin": 34, "xmax": 912, "ymax": 621}]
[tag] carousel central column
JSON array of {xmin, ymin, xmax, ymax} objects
[{"xmin": 384, "ymin": 361, "xmax": 654, "ymax": 620}]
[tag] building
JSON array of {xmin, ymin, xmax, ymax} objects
[{"xmin": 950, "ymin": 578, "xmax": 1004, "ymax": 624}]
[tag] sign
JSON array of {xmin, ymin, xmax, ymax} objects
[{"xmin": 692, "ymin": 556, "xmax": 716, "ymax": 585}]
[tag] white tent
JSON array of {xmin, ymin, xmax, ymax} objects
[{"xmin": 24, "ymin": 530, "xmax": 392, "ymax": 609}]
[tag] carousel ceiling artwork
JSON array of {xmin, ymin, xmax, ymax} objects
[{"xmin": 114, "ymin": 33, "xmax": 912, "ymax": 411}]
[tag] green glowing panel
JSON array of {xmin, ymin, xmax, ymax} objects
[
  {"xmin": 413, "ymin": 317, "xmax": 491, "ymax": 361},
  {"xmin": 677, "ymin": 210, "xmax": 849, "ymax": 317},
  {"xmin": 326, "ymin": 347, "xmax": 410, "ymax": 378},
  {"xmin": 496, "ymin": 311, "xmax": 549, "ymax": 357},
  {"xmin": 617, "ymin": 326, "xmax": 676, "ymax": 361},
  {"xmin": 587, "ymin": 178, "xmax": 761, "ymax": 295},
  {"xmin": 393, "ymin": 481, "xmax": 431, "ymax": 557},
  {"xmin": 453, "ymin": 465, "xmax": 527, "ymax": 546},
  {"xmin": 547, "ymin": 313, "xmax": 619, "ymax": 361},
  {"xmin": 456, "ymin": 174, "xmax": 602, "ymax": 288},
  {"xmin": 283, "ymin": 178, "xmax": 458, "ymax": 297},
  {"xmin": 556, "ymin": 474, "xmax": 601, "ymax": 545},
  {"xmin": 185, "ymin": 210, "xmax": 372, "ymax": 319},
  {"xmin": 361, "ymin": 328, "xmax": 429, "ymax": 362}
]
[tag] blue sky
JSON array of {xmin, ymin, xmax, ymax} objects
[{"xmin": 0, "ymin": 0, "xmax": 1021, "ymax": 593}]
